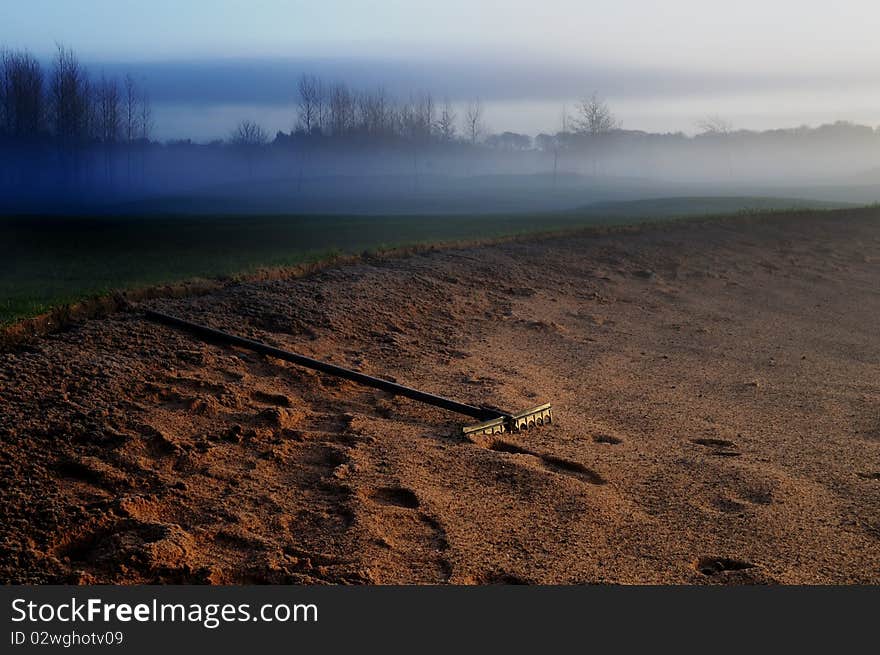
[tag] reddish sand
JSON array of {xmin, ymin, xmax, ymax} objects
[{"xmin": 1, "ymin": 208, "xmax": 879, "ymax": 584}]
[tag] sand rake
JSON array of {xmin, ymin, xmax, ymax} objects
[{"xmin": 144, "ymin": 310, "xmax": 552, "ymax": 436}]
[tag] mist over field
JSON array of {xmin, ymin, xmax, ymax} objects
[
  {"xmin": 4, "ymin": 3, "xmax": 880, "ymax": 216},
  {"xmin": 4, "ymin": 125, "xmax": 880, "ymax": 215},
  {"xmin": 2, "ymin": 46, "xmax": 880, "ymax": 215}
]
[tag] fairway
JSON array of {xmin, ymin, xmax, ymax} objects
[{"xmin": 0, "ymin": 196, "xmax": 847, "ymax": 324}]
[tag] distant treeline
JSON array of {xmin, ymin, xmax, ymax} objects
[
  {"xmin": 3, "ymin": 43, "xmax": 880, "ymax": 212},
  {"xmin": 1, "ymin": 44, "xmax": 153, "ymax": 202},
  {"xmin": 1, "ymin": 45, "xmax": 152, "ymax": 146},
  {"xmin": 6, "ymin": 42, "xmax": 880, "ymax": 154}
]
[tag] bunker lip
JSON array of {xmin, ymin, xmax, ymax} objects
[
  {"xmin": 1, "ymin": 207, "xmax": 879, "ymax": 585},
  {"xmin": 2, "ymin": 205, "xmax": 859, "ymax": 350}
]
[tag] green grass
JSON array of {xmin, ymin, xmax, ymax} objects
[{"xmin": 0, "ymin": 196, "xmax": 851, "ymax": 325}]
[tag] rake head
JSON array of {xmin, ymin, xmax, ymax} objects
[{"xmin": 462, "ymin": 402, "xmax": 553, "ymax": 437}]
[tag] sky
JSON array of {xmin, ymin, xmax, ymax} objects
[{"xmin": 5, "ymin": 0, "xmax": 880, "ymax": 139}]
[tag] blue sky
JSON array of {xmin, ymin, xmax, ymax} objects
[
  {"xmin": 5, "ymin": 1, "xmax": 879, "ymax": 138},
  {"xmin": 6, "ymin": 0, "xmax": 877, "ymax": 69}
]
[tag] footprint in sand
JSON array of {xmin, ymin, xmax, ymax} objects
[
  {"xmin": 693, "ymin": 556, "xmax": 757, "ymax": 576},
  {"xmin": 56, "ymin": 455, "xmax": 132, "ymax": 492},
  {"xmin": 710, "ymin": 496, "xmax": 748, "ymax": 514},
  {"xmin": 55, "ymin": 518, "xmax": 200, "ymax": 583},
  {"xmin": 368, "ymin": 486, "xmax": 420, "ymax": 509},
  {"xmin": 487, "ymin": 439, "xmax": 606, "ymax": 485},
  {"xmin": 691, "ymin": 438, "xmax": 741, "ymax": 457},
  {"xmin": 470, "ymin": 570, "xmax": 530, "ymax": 585},
  {"xmin": 362, "ymin": 485, "xmax": 451, "ymax": 583},
  {"xmin": 251, "ymin": 390, "xmax": 292, "ymax": 407}
]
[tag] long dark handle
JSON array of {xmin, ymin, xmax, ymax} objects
[{"xmin": 144, "ymin": 309, "xmax": 500, "ymax": 421}]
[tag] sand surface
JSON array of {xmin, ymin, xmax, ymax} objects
[{"xmin": 2, "ymin": 209, "xmax": 879, "ymax": 584}]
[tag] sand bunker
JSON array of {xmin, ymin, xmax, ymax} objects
[{"xmin": 1, "ymin": 209, "xmax": 879, "ymax": 584}]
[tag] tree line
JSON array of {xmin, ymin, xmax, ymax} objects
[
  {"xmin": 292, "ymin": 73, "xmax": 487, "ymax": 145},
  {"xmin": 228, "ymin": 75, "xmax": 621, "ymax": 151},
  {"xmin": 5, "ymin": 42, "xmax": 877, "ymax": 159},
  {"xmin": 0, "ymin": 45, "xmax": 152, "ymax": 147},
  {"xmin": 3, "ymin": 41, "xmax": 880, "ymax": 206},
  {"xmin": 0, "ymin": 44, "xmax": 156, "ymax": 197}
]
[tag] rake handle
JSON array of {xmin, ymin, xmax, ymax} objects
[{"xmin": 143, "ymin": 309, "xmax": 501, "ymax": 421}]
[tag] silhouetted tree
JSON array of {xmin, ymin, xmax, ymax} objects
[
  {"xmin": 95, "ymin": 74, "xmax": 121, "ymax": 185},
  {"xmin": 574, "ymin": 93, "xmax": 618, "ymax": 175},
  {"xmin": 96, "ymin": 75, "xmax": 120, "ymax": 143},
  {"xmin": 137, "ymin": 87, "xmax": 152, "ymax": 185},
  {"xmin": 231, "ymin": 119, "xmax": 268, "ymax": 178},
  {"xmin": 122, "ymin": 74, "xmax": 140, "ymax": 186},
  {"xmin": 123, "ymin": 74, "xmax": 139, "ymax": 143},
  {"xmin": 315, "ymin": 78, "xmax": 328, "ymax": 135},
  {"xmin": 0, "ymin": 48, "xmax": 44, "ymax": 139},
  {"xmin": 297, "ymin": 74, "xmax": 320, "ymax": 135},
  {"xmin": 357, "ymin": 87, "xmax": 392, "ymax": 138},
  {"xmin": 464, "ymin": 99, "xmax": 484, "ymax": 144},
  {"xmin": 574, "ymin": 93, "xmax": 618, "ymax": 136},
  {"xmin": 436, "ymin": 98, "xmax": 456, "ymax": 142},
  {"xmin": 328, "ymin": 82, "xmax": 355, "ymax": 137},
  {"xmin": 138, "ymin": 88, "xmax": 152, "ymax": 141},
  {"xmin": 415, "ymin": 92, "xmax": 434, "ymax": 141},
  {"xmin": 49, "ymin": 44, "xmax": 93, "ymax": 189},
  {"xmin": 231, "ymin": 119, "xmax": 268, "ymax": 146},
  {"xmin": 49, "ymin": 44, "xmax": 91, "ymax": 145}
]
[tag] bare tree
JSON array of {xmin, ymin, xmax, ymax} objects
[
  {"xmin": 697, "ymin": 115, "xmax": 733, "ymax": 136},
  {"xmin": 315, "ymin": 78, "xmax": 328, "ymax": 135},
  {"xmin": 414, "ymin": 92, "xmax": 434, "ymax": 141},
  {"xmin": 96, "ymin": 74, "xmax": 121, "ymax": 143},
  {"xmin": 231, "ymin": 119, "xmax": 268, "ymax": 146},
  {"xmin": 49, "ymin": 44, "xmax": 91, "ymax": 145},
  {"xmin": 123, "ymin": 74, "xmax": 140, "ymax": 143},
  {"xmin": 357, "ymin": 87, "xmax": 392, "ymax": 138},
  {"xmin": 231, "ymin": 119, "xmax": 268, "ymax": 178},
  {"xmin": 0, "ymin": 50, "xmax": 6, "ymax": 135},
  {"xmin": 138, "ymin": 88, "xmax": 152, "ymax": 141},
  {"xmin": 436, "ymin": 98, "xmax": 456, "ymax": 142},
  {"xmin": 464, "ymin": 99, "xmax": 484, "ymax": 145},
  {"xmin": 297, "ymin": 74, "xmax": 319, "ymax": 135},
  {"xmin": 395, "ymin": 92, "xmax": 435, "ymax": 190},
  {"xmin": 122, "ymin": 75, "xmax": 140, "ymax": 187},
  {"xmin": 48, "ymin": 44, "xmax": 92, "ymax": 189},
  {"xmin": 136, "ymin": 87, "xmax": 152, "ymax": 185},
  {"xmin": 574, "ymin": 93, "xmax": 619, "ymax": 136},
  {"xmin": 0, "ymin": 48, "xmax": 44, "ymax": 138},
  {"xmin": 573, "ymin": 93, "xmax": 618, "ymax": 176},
  {"xmin": 398, "ymin": 93, "xmax": 433, "ymax": 142},
  {"xmin": 329, "ymin": 82, "xmax": 355, "ymax": 137},
  {"xmin": 396, "ymin": 99, "xmax": 413, "ymax": 139},
  {"xmin": 94, "ymin": 74, "xmax": 121, "ymax": 185}
]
